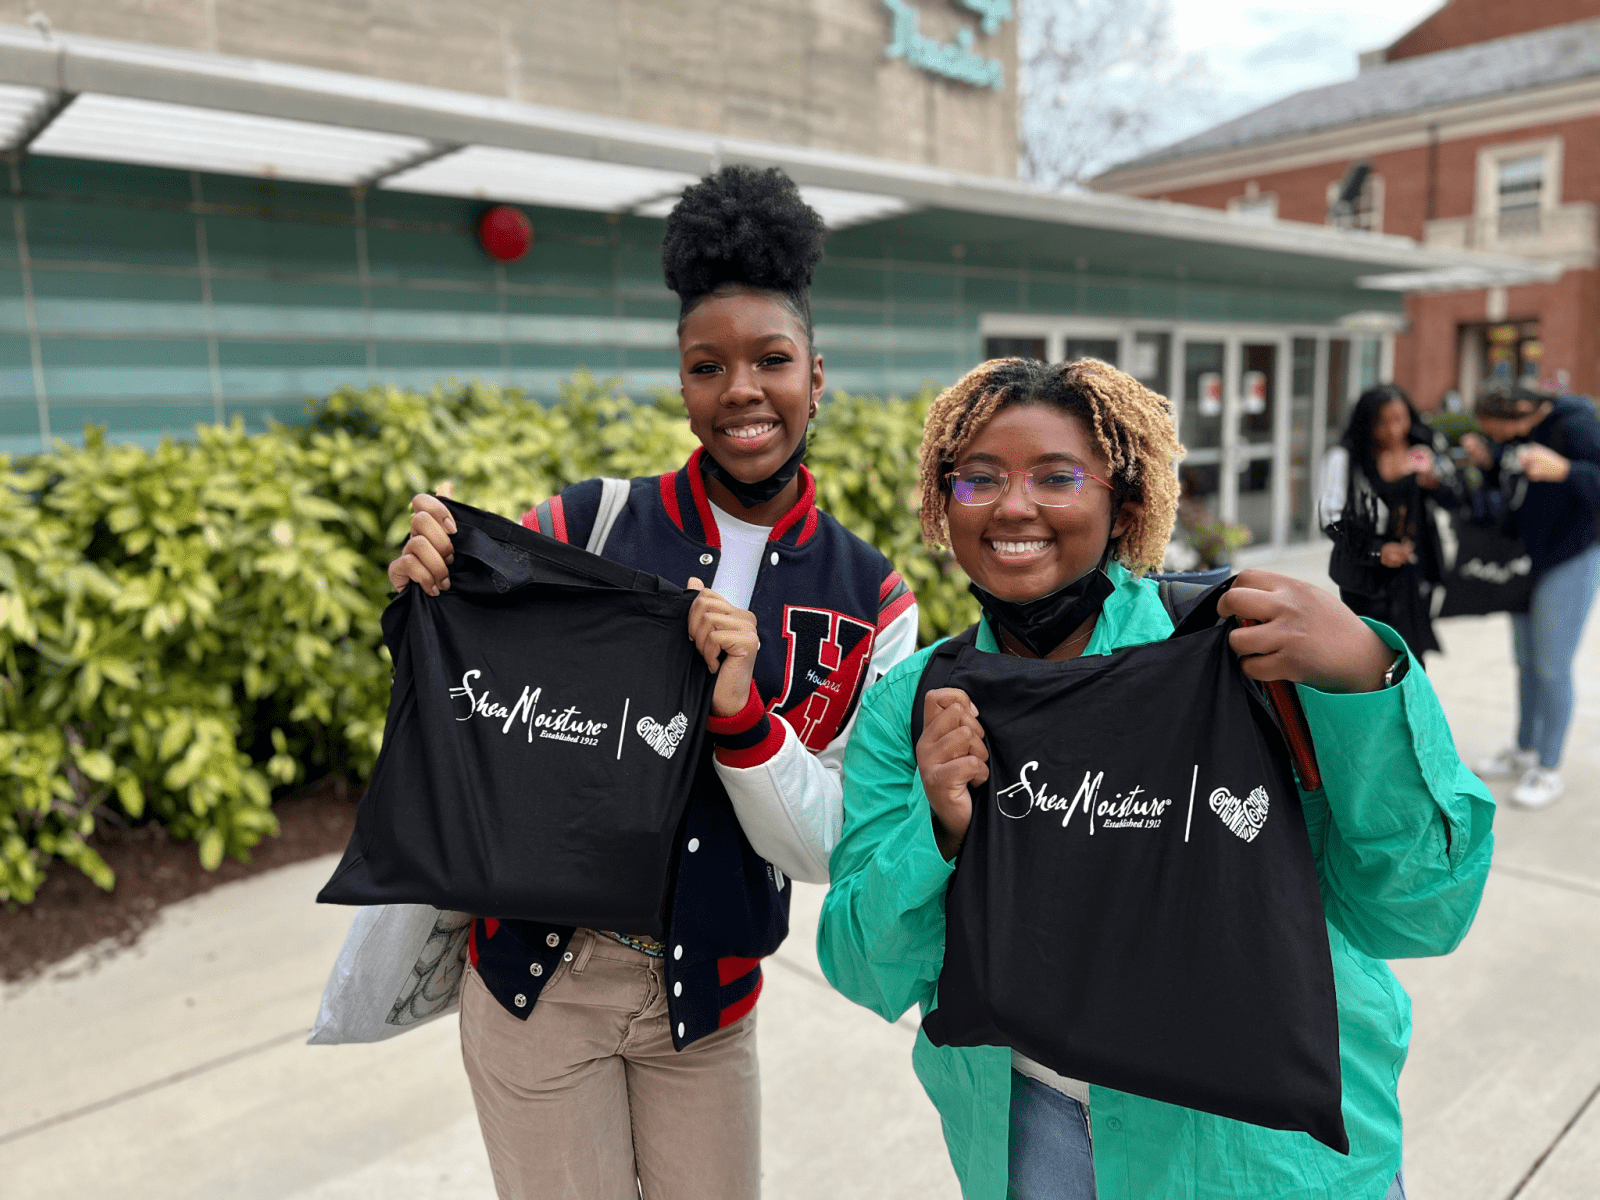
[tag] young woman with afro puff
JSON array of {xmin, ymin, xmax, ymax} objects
[
  {"xmin": 816, "ymin": 357, "xmax": 1495, "ymax": 1200},
  {"xmin": 388, "ymin": 166, "xmax": 921, "ymax": 1199}
]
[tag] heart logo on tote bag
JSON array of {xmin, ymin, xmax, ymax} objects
[
  {"xmin": 1209, "ymin": 785, "xmax": 1270, "ymax": 842},
  {"xmin": 636, "ymin": 712, "xmax": 688, "ymax": 759}
]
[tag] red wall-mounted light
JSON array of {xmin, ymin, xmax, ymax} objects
[{"xmin": 478, "ymin": 205, "xmax": 533, "ymax": 262}]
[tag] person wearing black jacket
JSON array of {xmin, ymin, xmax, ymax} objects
[
  {"xmin": 1462, "ymin": 383, "xmax": 1600, "ymax": 809},
  {"xmin": 385, "ymin": 167, "xmax": 919, "ymax": 1199},
  {"xmin": 1319, "ymin": 384, "xmax": 1462, "ymax": 664}
]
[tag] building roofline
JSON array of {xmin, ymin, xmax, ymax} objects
[
  {"xmin": 1375, "ymin": 4, "xmax": 1444, "ymax": 61},
  {"xmin": 1092, "ymin": 17, "xmax": 1600, "ymax": 187},
  {"xmin": 1089, "ymin": 73, "xmax": 1600, "ymax": 195},
  {"xmin": 0, "ymin": 21, "xmax": 1555, "ymax": 286}
]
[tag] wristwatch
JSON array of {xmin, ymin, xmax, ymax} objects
[{"xmin": 1382, "ymin": 650, "xmax": 1410, "ymax": 689}]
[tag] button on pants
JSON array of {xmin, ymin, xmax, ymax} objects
[{"xmin": 460, "ymin": 927, "xmax": 760, "ymax": 1200}]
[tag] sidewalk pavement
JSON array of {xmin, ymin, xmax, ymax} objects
[{"xmin": 2, "ymin": 542, "xmax": 1597, "ymax": 1200}]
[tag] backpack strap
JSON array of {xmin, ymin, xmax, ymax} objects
[
  {"xmin": 909, "ymin": 624, "xmax": 980, "ymax": 749},
  {"xmin": 586, "ymin": 477, "xmax": 631, "ymax": 555}
]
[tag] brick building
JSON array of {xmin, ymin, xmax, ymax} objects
[{"xmin": 1091, "ymin": 0, "xmax": 1600, "ymax": 417}]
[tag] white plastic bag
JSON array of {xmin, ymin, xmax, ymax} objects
[{"xmin": 308, "ymin": 905, "xmax": 471, "ymax": 1045}]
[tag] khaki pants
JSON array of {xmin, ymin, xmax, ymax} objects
[{"xmin": 460, "ymin": 927, "xmax": 761, "ymax": 1200}]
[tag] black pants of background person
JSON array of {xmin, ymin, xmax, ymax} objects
[{"xmin": 1340, "ymin": 561, "xmax": 1439, "ymax": 665}]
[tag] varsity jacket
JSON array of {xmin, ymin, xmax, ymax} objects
[{"xmin": 468, "ymin": 448, "xmax": 919, "ymax": 1048}]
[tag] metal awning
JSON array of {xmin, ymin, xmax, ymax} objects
[
  {"xmin": 0, "ymin": 72, "xmax": 913, "ymax": 228},
  {"xmin": 31, "ymin": 92, "xmax": 433, "ymax": 185},
  {"xmin": 0, "ymin": 22, "xmax": 1557, "ymax": 283},
  {"xmin": 1356, "ymin": 264, "xmax": 1564, "ymax": 292}
]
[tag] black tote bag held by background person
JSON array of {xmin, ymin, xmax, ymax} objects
[
  {"xmin": 1434, "ymin": 507, "xmax": 1533, "ymax": 617},
  {"xmin": 917, "ymin": 587, "xmax": 1348, "ymax": 1153},
  {"xmin": 319, "ymin": 498, "xmax": 714, "ymax": 935}
]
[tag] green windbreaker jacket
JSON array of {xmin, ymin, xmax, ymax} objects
[{"xmin": 816, "ymin": 563, "xmax": 1495, "ymax": 1200}]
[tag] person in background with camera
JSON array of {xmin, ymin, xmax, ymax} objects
[
  {"xmin": 1462, "ymin": 382, "xmax": 1600, "ymax": 809},
  {"xmin": 1319, "ymin": 384, "xmax": 1461, "ymax": 665}
]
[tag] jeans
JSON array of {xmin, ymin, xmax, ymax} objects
[
  {"xmin": 1512, "ymin": 541, "xmax": 1600, "ymax": 768},
  {"xmin": 1008, "ymin": 1072, "xmax": 1096, "ymax": 1200},
  {"xmin": 1006, "ymin": 1071, "xmax": 1411, "ymax": 1200}
]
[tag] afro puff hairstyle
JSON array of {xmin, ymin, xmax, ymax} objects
[{"xmin": 661, "ymin": 165, "xmax": 827, "ymax": 347}]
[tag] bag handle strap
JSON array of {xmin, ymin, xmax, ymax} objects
[
  {"xmin": 1161, "ymin": 576, "xmax": 1324, "ymax": 791},
  {"xmin": 1158, "ymin": 577, "xmax": 1232, "ymax": 636},
  {"xmin": 449, "ymin": 523, "xmax": 528, "ymax": 585},
  {"xmin": 1234, "ymin": 618, "xmax": 1324, "ymax": 793},
  {"xmin": 909, "ymin": 624, "xmax": 980, "ymax": 749}
]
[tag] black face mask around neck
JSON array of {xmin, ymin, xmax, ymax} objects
[
  {"xmin": 701, "ymin": 432, "xmax": 808, "ymax": 509},
  {"xmin": 970, "ymin": 567, "xmax": 1115, "ymax": 659}
]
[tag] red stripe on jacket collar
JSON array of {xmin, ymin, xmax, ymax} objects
[
  {"xmin": 769, "ymin": 466, "xmax": 818, "ymax": 546},
  {"xmin": 658, "ymin": 471, "xmax": 683, "ymax": 531},
  {"xmin": 686, "ymin": 448, "xmax": 722, "ymax": 549},
  {"xmin": 659, "ymin": 451, "xmax": 820, "ymax": 549}
]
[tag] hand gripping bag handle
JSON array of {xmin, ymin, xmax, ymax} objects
[
  {"xmin": 1234, "ymin": 619, "xmax": 1324, "ymax": 793},
  {"xmin": 909, "ymin": 625, "xmax": 980, "ymax": 748},
  {"xmin": 1159, "ymin": 577, "xmax": 1324, "ymax": 792},
  {"xmin": 911, "ymin": 581, "xmax": 1323, "ymax": 792}
]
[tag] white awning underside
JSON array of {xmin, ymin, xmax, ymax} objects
[{"xmin": 0, "ymin": 85, "xmax": 909, "ymax": 227}]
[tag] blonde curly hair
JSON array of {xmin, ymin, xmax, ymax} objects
[{"xmin": 918, "ymin": 357, "xmax": 1183, "ymax": 573}]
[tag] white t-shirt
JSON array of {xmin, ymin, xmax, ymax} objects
[
  {"xmin": 709, "ymin": 503, "xmax": 772, "ymax": 611},
  {"xmin": 1012, "ymin": 1052, "xmax": 1091, "ymax": 1109}
]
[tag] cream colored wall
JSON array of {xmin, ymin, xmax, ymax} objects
[{"xmin": 6, "ymin": 0, "xmax": 1018, "ymax": 175}]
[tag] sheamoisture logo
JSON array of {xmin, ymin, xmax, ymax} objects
[
  {"xmin": 996, "ymin": 762, "xmax": 1175, "ymax": 832},
  {"xmin": 450, "ymin": 669, "xmax": 611, "ymax": 748},
  {"xmin": 996, "ymin": 762, "xmax": 1271, "ymax": 842}
]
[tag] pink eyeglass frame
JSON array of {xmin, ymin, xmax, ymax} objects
[{"xmin": 944, "ymin": 465, "xmax": 1113, "ymax": 506}]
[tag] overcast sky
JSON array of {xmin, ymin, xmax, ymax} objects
[{"xmin": 1166, "ymin": 0, "xmax": 1445, "ymax": 129}]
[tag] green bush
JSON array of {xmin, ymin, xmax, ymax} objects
[
  {"xmin": 0, "ymin": 373, "xmax": 971, "ymax": 903},
  {"xmin": 1426, "ymin": 411, "xmax": 1481, "ymax": 445}
]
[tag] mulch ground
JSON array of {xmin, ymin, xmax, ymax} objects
[{"xmin": 0, "ymin": 776, "xmax": 360, "ymax": 984}]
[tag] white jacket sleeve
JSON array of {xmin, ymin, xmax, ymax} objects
[
  {"xmin": 713, "ymin": 601, "xmax": 920, "ymax": 884},
  {"xmin": 1317, "ymin": 446, "xmax": 1349, "ymax": 530}
]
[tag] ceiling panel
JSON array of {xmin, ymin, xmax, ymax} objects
[
  {"xmin": 634, "ymin": 183, "xmax": 912, "ymax": 230},
  {"xmin": 0, "ymin": 83, "xmax": 53, "ymax": 151},
  {"xmin": 29, "ymin": 94, "xmax": 432, "ymax": 185},
  {"xmin": 382, "ymin": 146, "xmax": 697, "ymax": 213}
]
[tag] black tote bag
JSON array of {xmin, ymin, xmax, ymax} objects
[
  {"xmin": 918, "ymin": 598, "xmax": 1347, "ymax": 1153},
  {"xmin": 1435, "ymin": 507, "xmax": 1533, "ymax": 617},
  {"xmin": 318, "ymin": 498, "xmax": 714, "ymax": 935}
]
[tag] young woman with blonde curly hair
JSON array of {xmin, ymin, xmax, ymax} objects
[{"xmin": 817, "ymin": 357, "xmax": 1493, "ymax": 1200}]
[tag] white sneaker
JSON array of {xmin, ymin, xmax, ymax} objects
[
  {"xmin": 1510, "ymin": 767, "xmax": 1564, "ymax": 809},
  {"xmin": 1474, "ymin": 746, "xmax": 1538, "ymax": 779}
]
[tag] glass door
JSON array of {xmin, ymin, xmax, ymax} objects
[
  {"xmin": 1236, "ymin": 342, "xmax": 1278, "ymax": 547},
  {"xmin": 1179, "ymin": 340, "xmax": 1226, "ymax": 533},
  {"xmin": 1065, "ymin": 337, "xmax": 1120, "ymax": 368},
  {"xmin": 1289, "ymin": 338, "xmax": 1317, "ymax": 541},
  {"xmin": 1129, "ymin": 331, "xmax": 1170, "ymax": 392}
]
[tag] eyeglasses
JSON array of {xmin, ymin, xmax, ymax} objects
[{"xmin": 946, "ymin": 463, "xmax": 1112, "ymax": 507}]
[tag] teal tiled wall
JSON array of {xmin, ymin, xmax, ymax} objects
[{"xmin": 0, "ymin": 156, "xmax": 1397, "ymax": 453}]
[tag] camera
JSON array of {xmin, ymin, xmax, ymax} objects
[{"xmin": 1500, "ymin": 443, "xmax": 1530, "ymax": 474}]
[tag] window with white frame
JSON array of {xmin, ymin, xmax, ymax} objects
[
  {"xmin": 1477, "ymin": 138, "xmax": 1561, "ymax": 241},
  {"xmin": 1496, "ymin": 154, "xmax": 1546, "ymax": 235},
  {"xmin": 1325, "ymin": 173, "xmax": 1384, "ymax": 233},
  {"xmin": 1228, "ymin": 183, "xmax": 1278, "ymax": 221}
]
